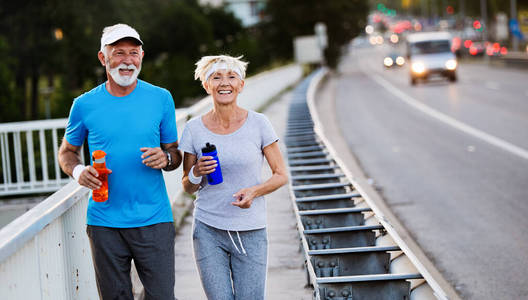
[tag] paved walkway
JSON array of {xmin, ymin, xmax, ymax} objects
[{"xmin": 173, "ymin": 90, "xmax": 313, "ymax": 299}]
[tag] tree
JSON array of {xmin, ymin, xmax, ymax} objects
[
  {"xmin": 0, "ymin": 1, "xmax": 60, "ymax": 120},
  {"xmin": 0, "ymin": 0, "xmax": 258, "ymax": 121},
  {"xmin": 0, "ymin": 36, "xmax": 22, "ymax": 123},
  {"xmin": 262, "ymin": 0, "xmax": 369, "ymax": 68}
]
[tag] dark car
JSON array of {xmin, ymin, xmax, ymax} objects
[{"xmin": 384, "ymin": 52, "xmax": 405, "ymax": 68}]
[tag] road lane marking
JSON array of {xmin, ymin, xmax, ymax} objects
[
  {"xmin": 370, "ymin": 74, "xmax": 528, "ymax": 160},
  {"xmin": 485, "ymin": 81, "xmax": 500, "ymax": 90}
]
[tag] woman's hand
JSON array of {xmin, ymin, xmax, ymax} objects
[
  {"xmin": 230, "ymin": 142, "xmax": 288, "ymax": 209},
  {"xmin": 232, "ymin": 187, "xmax": 257, "ymax": 209},
  {"xmin": 193, "ymin": 156, "xmax": 217, "ymax": 176}
]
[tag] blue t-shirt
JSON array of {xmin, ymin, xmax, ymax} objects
[{"xmin": 65, "ymin": 80, "xmax": 178, "ymax": 228}]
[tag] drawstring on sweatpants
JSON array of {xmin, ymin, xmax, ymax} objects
[{"xmin": 227, "ymin": 230, "xmax": 247, "ymax": 255}]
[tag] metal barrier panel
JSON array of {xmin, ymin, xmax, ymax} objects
[
  {"xmin": 0, "ymin": 237, "xmax": 41, "ymax": 299},
  {"xmin": 0, "ymin": 183, "xmax": 96, "ymax": 299},
  {"xmin": 61, "ymin": 195, "xmax": 99, "ymax": 299},
  {"xmin": 0, "ymin": 64, "xmax": 303, "ymax": 299},
  {"xmin": 284, "ymin": 69, "xmax": 452, "ymax": 300}
]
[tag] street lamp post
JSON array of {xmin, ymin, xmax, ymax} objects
[
  {"xmin": 480, "ymin": 0, "xmax": 489, "ymax": 63},
  {"xmin": 459, "ymin": 0, "xmax": 465, "ymax": 28},
  {"xmin": 40, "ymin": 86, "xmax": 53, "ymax": 119},
  {"xmin": 511, "ymin": 0, "xmax": 519, "ymax": 52},
  {"xmin": 421, "ymin": 0, "xmax": 427, "ymax": 25},
  {"xmin": 314, "ymin": 22, "xmax": 328, "ymax": 66}
]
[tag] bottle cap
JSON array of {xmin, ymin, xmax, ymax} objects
[
  {"xmin": 201, "ymin": 142, "xmax": 216, "ymax": 153},
  {"xmin": 92, "ymin": 150, "xmax": 106, "ymax": 163}
]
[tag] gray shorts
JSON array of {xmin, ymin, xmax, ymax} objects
[{"xmin": 86, "ymin": 222, "xmax": 175, "ymax": 300}]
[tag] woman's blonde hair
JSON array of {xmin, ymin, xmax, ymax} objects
[{"xmin": 194, "ymin": 55, "xmax": 248, "ymax": 83}]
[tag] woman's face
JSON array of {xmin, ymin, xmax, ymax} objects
[{"xmin": 203, "ymin": 69, "xmax": 244, "ymax": 105}]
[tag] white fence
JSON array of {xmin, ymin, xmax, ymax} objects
[
  {"xmin": 0, "ymin": 64, "xmax": 303, "ymax": 299},
  {"xmin": 0, "ymin": 119, "xmax": 71, "ymax": 196}
]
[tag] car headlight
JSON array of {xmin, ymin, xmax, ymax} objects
[
  {"xmin": 384, "ymin": 57, "xmax": 394, "ymax": 67},
  {"xmin": 445, "ymin": 59, "xmax": 457, "ymax": 70},
  {"xmin": 396, "ymin": 56, "xmax": 405, "ymax": 66},
  {"xmin": 411, "ymin": 62, "xmax": 425, "ymax": 74}
]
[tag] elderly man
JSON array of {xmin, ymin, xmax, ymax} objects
[{"xmin": 58, "ymin": 24, "xmax": 181, "ymax": 299}]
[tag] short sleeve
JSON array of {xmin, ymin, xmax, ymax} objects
[
  {"xmin": 258, "ymin": 113, "xmax": 279, "ymax": 149},
  {"xmin": 160, "ymin": 90, "xmax": 178, "ymax": 144},
  {"xmin": 65, "ymin": 98, "xmax": 87, "ymax": 146},
  {"xmin": 178, "ymin": 122, "xmax": 197, "ymax": 155}
]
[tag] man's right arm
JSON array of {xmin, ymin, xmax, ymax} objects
[
  {"xmin": 58, "ymin": 138, "xmax": 102, "ymax": 190},
  {"xmin": 58, "ymin": 138, "xmax": 83, "ymax": 177}
]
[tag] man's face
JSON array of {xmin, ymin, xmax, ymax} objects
[{"xmin": 103, "ymin": 39, "xmax": 143, "ymax": 86}]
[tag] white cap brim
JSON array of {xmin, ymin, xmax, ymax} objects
[{"xmin": 100, "ymin": 24, "xmax": 143, "ymax": 51}]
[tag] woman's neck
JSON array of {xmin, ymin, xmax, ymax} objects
[
  {"xmin": 204, "ymin": 104, "xmax": 248, "ymax": 134},
  {"xmin": 210, "ymin": 104, "xmax": 242, "ymax": 127}
]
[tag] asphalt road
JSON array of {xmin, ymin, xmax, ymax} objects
[{"xmin": 324, "ymin": 44, "xmax": 528, "ymax": 299}]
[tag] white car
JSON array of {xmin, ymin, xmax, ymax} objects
[{"xmin": 406, "ymin": 32, "xmax": 458, "ymax": 85}]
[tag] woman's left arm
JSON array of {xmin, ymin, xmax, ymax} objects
[{"xmin": 232, "ymin": 141, "xmax": 288, "ymax": 208}]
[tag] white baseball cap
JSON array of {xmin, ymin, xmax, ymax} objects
[{"xmin": 100, "ymin": 24, "xmax": 143, "ymax": 52}]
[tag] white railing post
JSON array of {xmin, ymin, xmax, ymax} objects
[
  {"xmin": 13, "ymin": 132, "xmax": 23, "ymax": 188},
  {"xmin": 39, "ymin": 129, "xmax": 49, "ymax": 186},
  {"xmin": 52, "ymin": 128, "xmax": 61, "ymax": 186},
  {"xmin": 1, "ymin": 133, "xmax": 9, "ymax": 192},
  {"xmin": 27, "ymin": 131, "xmax": 37, "ymax": 188}
]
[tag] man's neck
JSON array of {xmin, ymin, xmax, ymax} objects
[{"xmin": 105, "ymin": 77, "xmax": 138, "ymax": 97}]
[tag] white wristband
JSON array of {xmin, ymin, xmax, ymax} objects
[
  {"xmin": 72, "ymin": 164, "xmax": 87, "ymax": 182},
  {"xmin": 188, "ymin": 166, "xmax": 203, "ymax": 185}
]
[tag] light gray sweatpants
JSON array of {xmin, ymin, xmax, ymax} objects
[{"xmin": 192, "ymin": 219, "xmax": 268, "ymax": 300}]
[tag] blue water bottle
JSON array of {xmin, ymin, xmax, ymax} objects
[{"xmin": 201, "ymin": 142, "xmax": 223, "ymax": 185}]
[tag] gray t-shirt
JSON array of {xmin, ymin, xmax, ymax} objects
[{"xmin": 179, "ymin": 110, "xmax": 279, "ymax": 231}]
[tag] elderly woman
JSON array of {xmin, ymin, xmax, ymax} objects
[{"xmin": 179, "ymin": 55, "xmax": 288, "ymax": 299}]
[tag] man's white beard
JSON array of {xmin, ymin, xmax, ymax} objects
[{"xmin": 108, "ymin": 63, "xmax": 141, "ymax": 87}]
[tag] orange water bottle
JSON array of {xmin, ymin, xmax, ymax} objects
[{"xmin": 92, "ymin": 150, "xmax": 109, "ymax": 202}]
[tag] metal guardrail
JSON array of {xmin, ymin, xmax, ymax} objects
[
  {"xmin": 491, "ymin": 51, "xmax": 528, "ymax": 69},
  {"xmin": 286, "ymin": 69, "xmax": 450, "ymax": 299},
  {"xmin": 0, "ymin": 64, "xmax": 303, "ymax": 299}
]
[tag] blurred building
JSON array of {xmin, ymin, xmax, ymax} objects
[{"xmin": 199, "ymin": 0, "xmax": 266, "ymax": 27}]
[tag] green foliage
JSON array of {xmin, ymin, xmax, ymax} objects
[
  {"xmin": 0, "ymin": 0, "xmax": 269, "ymax": 122},
  {"xmin": 0, "ymin": 36, "xmax": 22, "ymax": 123},
  {"xmin": 2, "ymin": 0, "xmax": 368, "ymax": 122},
  {"xmin": 262, "ymin": 0, "xmax": 369, "ymax": 68}
]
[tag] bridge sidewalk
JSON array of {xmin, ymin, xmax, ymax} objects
[{"xmin": 172, "ymin": 90, "xmax": 313, "ymax": 299}]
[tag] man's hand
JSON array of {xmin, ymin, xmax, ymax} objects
[
  {"xmin": 78, "ymin": 166, "xmax": 112, "ymax": 190},
  {"xmin": 58, "ymin": 138, "xmax": 112, "ymax": 190},
  {"xmin": 140, "ymin": 147, "xmax": 168, "ymax": 169}
]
